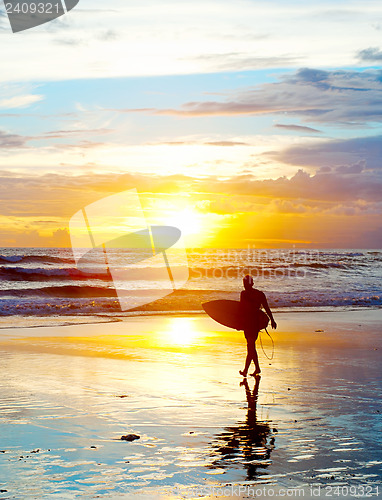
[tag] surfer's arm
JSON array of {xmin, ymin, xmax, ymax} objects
[{"xmin": 262, "ymin": 295, "xmax": 277, "ymax": 329}]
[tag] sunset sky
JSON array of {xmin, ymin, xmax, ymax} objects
[{"xmin": 1, "ymin": 0, "xmax": 382, "ymax": 248}]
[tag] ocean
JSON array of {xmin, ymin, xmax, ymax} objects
[{"xmin": 0, "ymin": 247, "xmax": 381, "ymax": 327}]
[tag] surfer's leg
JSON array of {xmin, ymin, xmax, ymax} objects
[
  {"xmin": 240, "ymin": 351, "xmax": 251, "ymax": 377},
  {"xmin": 241, "ymin": 335, "xmax": 257, "ymax": 376},
  {"xmin": 240, "ymin": 333, "xmax": 252, "ymax": 377},
  {"xmin": 249, "ymin": 352, "xmax": 261, "ymax": 376},
  {"xmin": 240, "ymin": 353, "xmax": 251, "ymax": 377},
  {"xmin": 249, "ymin": 335, "xmax": 261, "ymax": 376}
]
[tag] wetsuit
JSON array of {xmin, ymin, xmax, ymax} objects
[{"xmin": 240, "ymin": 288, "xmax": 266, "ymax": 340}]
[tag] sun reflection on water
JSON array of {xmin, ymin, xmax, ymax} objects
[{"xmin": 164, "ymin": 317, "xmax": 201, "ymax": 346}]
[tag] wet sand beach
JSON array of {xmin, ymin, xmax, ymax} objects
[{"xmin": 0, "ymin": 310, "xmax": 381, "ymax": 499}]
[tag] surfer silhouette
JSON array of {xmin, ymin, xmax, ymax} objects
[{"xmin": 239, "ymin": 275, "xmax": 277, "ymax": 378}]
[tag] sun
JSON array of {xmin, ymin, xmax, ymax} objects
[{"xmin": 167, "ymin": 207, "xmax": 203, "ymax": 236}]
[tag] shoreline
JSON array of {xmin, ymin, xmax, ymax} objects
[
  {"xmin": 0, "ymin": 304, "xmax": 381, "ymax": 331},
  {"xmin": 0, "ymin": 308, "xmax": 381, "ymax": 349}
]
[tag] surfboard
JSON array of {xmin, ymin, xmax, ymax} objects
[{"xmin": 202, "ymin": 299, "xmax": 269, "ymax": 331}]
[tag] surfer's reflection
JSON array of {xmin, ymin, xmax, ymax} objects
[{"xmin": 208, "ymin": 376, "xmax": 276, "ymax": 480}]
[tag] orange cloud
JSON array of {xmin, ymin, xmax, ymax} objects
[{"xmin": 0, "ymin": 166, "xmax": 381, "ymax": 247}]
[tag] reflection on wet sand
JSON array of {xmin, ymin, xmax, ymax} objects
[
  {"xmin": 0, "ymin": 313, "xmax": 381, "ymax": 498},
  {"xmin": 209, "ymin": 375, "xmax": 276, "ymax": 480}
]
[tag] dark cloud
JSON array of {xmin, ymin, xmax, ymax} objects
[
  {"xmin": 357, "ymin": 47, "xmax": 382, "ymax": 62},
  {"xmin": 212, "ymin": 168, "xmax": 382, "ymax": 203},
  {"xmin": 294, "ymin": 68, "xmax": 329, "ymax": 84},
  {"xmin": 126, "ymin": 68, "xmax": 382, "ymax": 125},
  {"xmin": 0, "ymin": 130, "xmax": 29, "ymax": 148},
  {"xmin": 336, "ymin": 161, "xmax": 365, "ymax": 174},
  {"xmin": 100, "ymin": 29, "xmax": 118, "ymax": 41},
  {"xmin": 274, "ymin": 123, "xmax": 322, "ymax": 134},
  {"xmin": 272, "ymin": 134, "xmax": 382, "ymax": 170}
]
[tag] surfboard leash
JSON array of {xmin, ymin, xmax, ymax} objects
[{"xmin": 259, "ymin": 327, "xmax": 275, "ymax": 360}]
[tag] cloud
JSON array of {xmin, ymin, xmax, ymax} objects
[
  {"xmin": 1, "ymin": 0, "xmax": 381, "ymax": 81},
  {"xmin": 216, "ymin": 168, "xmax": 382, "ymax": 203},
  {"xmin": 53, "ymin": 37, "xmax": 86, "ymax": 46},
  {"xmin": 53, "ymin": 140, "xmax": 109, "ymax": 150},
  {"xmin": 274, "ymin": 124, "xmax": 322, "ymax": 134},
  {"xmin": 1, "ymin": 165, "xmax": 382, "ymax": 247},
  {"xmin": 53, "ymin": 29, "xmax": 118, "ymax": 47},
  {"xmin": 128, "ymin": 68, "xmax": 382, "ymax": 125},
  {"xmin": 99, "ymin": 29, "xmax": 119, "ymax": 41},
  {"xmin": 0, "ymin": 171, "xmax": 186, "ymax": 217},
  {"xmin": 204, "ymin": 141, "xmax": 249, "ymax": 146},
  {"xmin": 1, "ymin": 159, "xmax": 380, "ymax": 218},
  {"xmin": 0, "ymin": 84, "xmax": 44, "ymax": 110},
  {"xmin": 0, "ymin": 94, "xmax": 44, "ymax": 109},
  {"xmin": 0, "ymin": 226, "xmax": 70, "ymax": 247},
  {"xmin": 147, "ymin": 139, "xmax": 249, "ymax": 147},
  {"xmin": 42, "ymin": 128, "xmax": 114, "ymax": 138},
  {"xmin": 189, "ymin": 53, "xmax": 300, "ymax": 71},
  {"xmin": 336, "ymin": 161, "xmax": 365, "ymax": 174},
  {"xmin": 273, "ymin": 134, "xmax": 382, "ymax": 170},
  {"xmin": 0, "ymin": 130, "xmax": 29, "ymax": 148},
  {"xmin": 357, "ymin": 47, "xmax": 382, "ymax": 61}
]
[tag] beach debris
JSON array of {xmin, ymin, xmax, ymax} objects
[
  {"xmin": 117, "ymin": 395, "xmax": 129, "ymax": 398},
  {"xmin": 315, "ymin": 329, "xmax": 324, "ymax": 332},
  {"xmin": 30, "ymin": 449, "xmax": 40, "ymax": 453},
  {"xmin": 121, "ymin": 434, "xmax": 140, "ymax": 442},
  {"xmin": 288, "ymin": 388, "xmax": 291, "ymax": 391}
]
